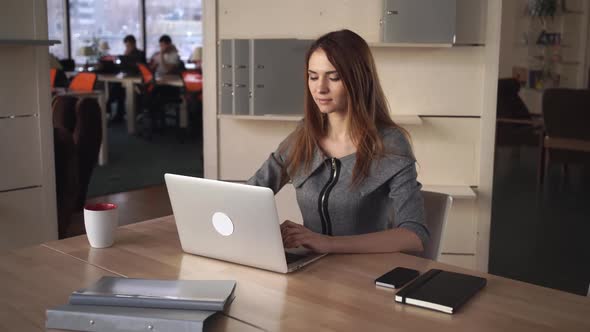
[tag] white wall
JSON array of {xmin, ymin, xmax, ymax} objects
[{"xmin": 203, "ymin": 0, "xmax": 501, "ymax": 271}]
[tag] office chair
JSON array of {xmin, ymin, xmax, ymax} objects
[
  {"xmin": 420, "ymin": 191, "xmax": 453, "ymax": 261},
  {"xmin": 540, "ymin": 88, "xmax": 590, "ymax": 187},
  {"xmin": 52, "ymin": 96, "xmax": 102, "ymax": 237},
  {"xmin": 50, "ymin": 68, "xmax": 57, "ymax": 88},
  {"xmin": 50, "ymin": 68, "xmax": 69, "ymax": 89},
  {"xmin": 181, "ymin": 71, "xmax": 203, "ymax": 138},
  {"xmin": 136, "ymin": 63, "xmax": 181, "ymax": 140},
  {"xmin": 69, "ymin": 72, "xmax": 97, "ymax": 92}
]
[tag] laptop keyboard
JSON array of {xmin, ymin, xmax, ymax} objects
[{"xmin": 285, "ymin": 252, "xmax": 306, "ymax": 264}]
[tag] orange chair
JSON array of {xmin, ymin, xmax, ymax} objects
[
  {"xmin": 135, "ymin": 63, "xmax": 182, "ymax": 139},
  {"xmin": 50, "ymin": 68, "xmax": 57, "ymax": 88},
  {"xmin": 69, "ymin": 72, "xmax": 97, "ymax": 92},
  {"xmin": 137, "ymin": 63, "xmax": 155, "ymax": 93},
  {"xmin": 181, "ymin": 71, "xmax": 203, "ymax": 94},
  {"xmin": 181, "ymin": 71, "xmax": 203, "ymax": 138}
]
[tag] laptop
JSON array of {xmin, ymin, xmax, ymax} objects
[
  {"xmin": 164, "ymin": 173, "xmax": 326, "ymax": 273},
  {"xmin": 117, "ymin": 55, "xmax": 140, "ymax": 75}
]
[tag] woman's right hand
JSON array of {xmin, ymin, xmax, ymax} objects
[{"xmin": 280, "ymin": 220, "xmax": 333, "ymax": 253}]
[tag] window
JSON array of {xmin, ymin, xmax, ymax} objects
[
  {"xmin": 145, "ymin": 0, "xmax": 202, "ymax": 61},
  {"xmin": 47, "ymin": 0, "xmax": 67, "ymax": 59},
  {"xmin": 69, "ymin": 0, "xmax": 142, "ymax": 64}
]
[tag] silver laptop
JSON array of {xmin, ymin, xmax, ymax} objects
[{"xmin": 164, "ymin": 173, "xmax": 326, "ymax": 273}]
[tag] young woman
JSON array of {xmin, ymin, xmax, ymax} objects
[{"xmin": 247, "ymin": 29, "xmax": 428, "ymax": 254}]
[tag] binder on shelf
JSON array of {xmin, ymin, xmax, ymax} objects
[
  {"xmin": 69, "ymin": 277, "xmax": 236, "ymax": 311},
  {"xmin": 394, "ymin": 269, "xmax": 486, "ymax": 314},
  {"xmin": 46, "ymin": 304, "xmax": 217, "ymax": 332}
]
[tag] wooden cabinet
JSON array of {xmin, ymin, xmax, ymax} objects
[
  {"xmin": 0, "ymin": 0, "xmax": 58, "ymax": 250},
  {"xmin": 0, "ymin": 188, "xmax": 52, "ymax": 250},
  {"xmin": 381, "ymin": 0, "xmax": 486, "ymax": 45},
  {"xmin": 218, "ymin": 39, "xmax": 311, "ymax": 117},
  {"xmin": 0, "ymin": 117, "xmax": 43, "ymax": 191},
  {"xmin": 382, "ymin": 0, "xmax": 457, "ymax": 44}
]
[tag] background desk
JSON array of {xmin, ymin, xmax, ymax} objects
[
  {"xmin": 97, "ymin": 74, "xmax": 141, "ymax": 134},
  {"xmin": 97, "ymin": 74, "xmax": 193, "ymax": 135},
  {"xmin": 40, "ymin": 216, "xmax": 590, "ymax": 332}
]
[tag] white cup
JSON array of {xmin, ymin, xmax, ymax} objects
[{"xmin": 84, "ymin": 203, "xmax": 118, "ymax": 248}]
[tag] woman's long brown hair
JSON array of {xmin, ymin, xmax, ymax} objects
[{"xmin": 282, "ymin": 29, "xmax": 402, "ymax": 187}]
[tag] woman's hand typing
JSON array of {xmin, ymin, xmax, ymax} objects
[{"xmin": 280, "ymin": 220, "xmax": 333, "ymax": 254}]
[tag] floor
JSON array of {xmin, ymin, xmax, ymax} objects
[
  {"xmin": 489, "ymin": 146, "xmax": 590, "ymax": 296},
  {"xmin": 87, "ymin": 115, "xmax": 202, "ymax": 198},
  {"xmin": 67, "ymin": 185, "xmax": 172, "ymax": 237}
]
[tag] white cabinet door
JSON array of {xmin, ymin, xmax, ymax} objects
[
  {"xmin": 0, "ymin": 117, "xmax": 43, "ymax": 191},
  {"xmin": 0, "ymin": 46, "xmax": 39, "ymax": 117},
  {"xmin": 0, "ymin": 187, "xmax": 55, "ymax": 251},
  {"xmin": 382, "ymin": 0, "xmax": 456, "ymax": 44}
]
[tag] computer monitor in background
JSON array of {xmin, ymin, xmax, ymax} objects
[{"xmin": 117, "ymin": 55, "xmax": 140, "ymax": 75}]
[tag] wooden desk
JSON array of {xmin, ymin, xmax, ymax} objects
[
  {"xmin": 43, "ymin": 216, "xmax": 590, "ymax": 332},
  {"xmin": 97, "ymin": 74, "xmax": 142, "ymax": 134},
  {"xmin": 98, "ymin": 74, "xmax": 196, "ymax": 134},
  {"xmin": 0, "ymin": 245, "xmax": 259, "ymax": 331}
]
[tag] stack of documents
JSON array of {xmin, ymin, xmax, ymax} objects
[{"xmin": 46, "ymin": 277, "xmax": 237, "ymax": 332}]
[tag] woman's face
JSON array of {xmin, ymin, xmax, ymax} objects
[{"xmin": 308, "ymin": 49, "xmax": 348, "ymax": 115}]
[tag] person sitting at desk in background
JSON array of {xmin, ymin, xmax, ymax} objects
[
  {"xmin": 188, "ymin": 46, "xmax": 202, "ymax": 73},
  {"xmin": 149, "ymin": 34, "xmax": 182, "ymax": 75},
  {"xmin": 123, "ymin": 34, "xmax": 146, "ymax": 64},
  {"xmin": 107, "ymin": 34, "xmax": 146, "ymax": 123},
  {"xmin": 247, "ymin": 29, "xmax": 428, "ymax": 255}
]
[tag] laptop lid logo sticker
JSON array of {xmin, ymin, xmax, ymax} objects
[{"xmin": 212, "ymin": 212, "xmax": 234, "ymax": 236}]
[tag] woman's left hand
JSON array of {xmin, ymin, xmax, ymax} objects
[{"xmin": 280, "ymin": 220, "xmax": 333, "ymax": 253}]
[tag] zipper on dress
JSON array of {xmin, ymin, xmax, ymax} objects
[{"xmin": 318, "ymin": 158, "xmax": 340, "ymax": 236}]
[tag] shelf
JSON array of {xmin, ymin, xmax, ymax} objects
[
  {"xmin": 218, "ymin": 114, "xmax": 423, "ymax": 125},
  {"xmin": 0, "ymin": 39, "xmax": 60, "ymax": 46},
  {"xmin": 422, "ymin": 185, "xmax": 476, "ymax": 199},
  {"xmin": 557, "ymin": 61, "xmax": 580, "ymax": 66},
  {"xmin": 391, "ymin": 115, "xmax": 423, "ymax": 125},
  {"xmin": 515, "ymin": 43, "xmax": 571, "ymax": 48},
  {"xmin": 524, "ymin": 10, "xmax": 584, "ymax": 18},
  {"xmin": 528, "ymin": 56, "xmax": 580, "ymax": 66},
  {"xmin": 369, "ymin": 42, "xmax": 452, "ymax": 48},
  {"xmin": 218, "ymin": 114, "xmax": 302, "ymax": 122},
  {"xmin": 521, "ymin": 87, "xmax": 545, "ymax": 93},
  {"xmin": 561, "ymin": 10, "xmax": 584, "ymax": 15}
]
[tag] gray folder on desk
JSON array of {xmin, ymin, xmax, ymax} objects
[
  {"xmin": 46, "ymin": 304, "xmax": 216, "ymax": 332},
  {"xmin": 69, "ymin": 277, "xmax": 236, "ymax": 311}
]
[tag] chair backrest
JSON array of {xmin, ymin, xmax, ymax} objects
[
  {"xmin": 181, "ymin": 71, "xmax": 203, "ymax": 93},
  {"xmin": 137, "ymin": 63, "xmax": 155, "ymax": 93},
  {"xmin": 52, "ymin": 95, "xmax": 79, "ymax": 133},
  {"xmin": 69, "ymin": 72, "xmax": 97, "ymax": 92},
  {"xmin": 50, "ymin": 68, "xmax": 57, "ymax": 88},
  {"xmin": 543, "ymin": 88, "xmax": 590, "ymax": 141},
  {"xmin": 74, "ymin": 97, "xmax": 103, "ymax": 210},
  {"xmin": 420, "ymin": 191, "xmax": 453, "ymax": 261},
  {"xmin": 497, "ymin": 78, "xmax": 531, "ymax": 119}
]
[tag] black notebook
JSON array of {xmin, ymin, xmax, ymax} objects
[{"xmin": 394, "ymin": 269, "xmax": 486, "ymax": 314}]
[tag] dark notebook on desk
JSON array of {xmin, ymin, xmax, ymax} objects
[{"xmin": 394, "ymin": 269, "xmax": 486, "ymax": 314}]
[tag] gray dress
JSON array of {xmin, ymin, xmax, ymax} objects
[{"xmin": 247, "ymin": 126, "xmax": 429, "ymax": 248}]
